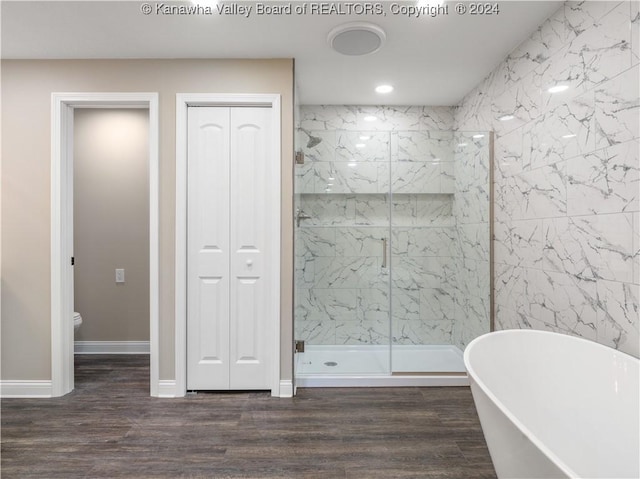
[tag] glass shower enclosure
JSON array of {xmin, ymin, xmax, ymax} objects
[{"xmin": 294, "ymin": 119, "xmax": 492, "ymax": 387}]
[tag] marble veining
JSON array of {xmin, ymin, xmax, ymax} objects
[{"xmin": 459, "ymin": 0, "xmax": 639, "ymax": 357}]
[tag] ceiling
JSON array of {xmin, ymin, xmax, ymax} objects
[{"xmin": 1, "ymin": 0, "xmax": 562, "ymax": 105}]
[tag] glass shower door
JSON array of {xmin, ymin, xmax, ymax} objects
[{"xmin": 294, "ymin": 129, "xmax": 392, "ymax": 377}]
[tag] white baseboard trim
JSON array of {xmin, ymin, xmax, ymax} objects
[
  {"xmin": 278, "ymin": 379, "xmax": 294, "ymax": 398},
  {"xmin": 1, "ymin": 380, "xmax": 53, "ymax": 398},
  {"xmin": 157, "ymin": 380, "xmax": 178, "ymax": 398},
  {"xmin": 74, "ymin": 341, "xmax": 150, "ymax": 354}
]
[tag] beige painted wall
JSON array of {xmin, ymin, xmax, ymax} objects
[
  {"xmin": 73, "ymin": 109, "xmax": 150, "ymax": 342},
  {"xmin": 1, "ymin": 59, "xmax": 294, "ymax": 382}
]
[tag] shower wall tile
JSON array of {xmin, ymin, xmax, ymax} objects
[
  {"xmin": 420, "ymin": 288, "xmax": 456, "ymax": 321},
  {"xmin": 336, "ymin": 317, "xmax": 389, "ymax": 345},
  {"xmin": 313, "ymin": 256, "xmax": 384, "ymax": 289},
  {"xmin": 300, "ymin": 194, "xmax": 355, "ymax": 225},
  {"xmin": 296, "ymin": 288, "xmax": 358, "ymax": 322},
  {"xmin": 632, "ymin": 2, "xmax": 639, "ymax": 66},
  {"xmin": 415, "ymin": 195, "xmax": 454, "ymax": 226},
  {"xmin": 567, "ymin": 140, "xmax": 639, "ymax": 216},
  {"xmin": 392, "ymin": 288, "xmax": 421, "ymax": 321},
  {"xmin": 336, "ymin": 131, "xmax": 389, "ymax": 162},
  {"xmin": 392, "ymin": 227, "xmax": 457, "ymax": 258},
  {"xmin": 564, "ymin": 1, "xmax": 621, "ymax": 38},
  {"xmin": 543, "ymin": 213, "xmax": 635, "ymax": 283},
  {"xmin": 296, "ymin": 228, "xmax": 336, "ymax": 258},
  {"xmin": 355, "ymin": 194, "xmax": 390, "ymax": 225},
  {"xmin": 594, "ymin": 65, "xmax": 640, "ymax": 148},
  {"xmin": 393, "ymin": 319, "xmax": 453, "ymax": 346},
  {"xmin": 335, "ymin": 227, "xmax": 389, "ymax": 257},
  {"xmin": 597, "ymin": 278, "xmax": 640, "ymax": 357},
  {"xmin": 357, "ymin": 287, "xmax": 390, "ymax": 321},
  {"xmin": 494, "ymin": 219, "xmax": 544, "ymax": 268},
  {"xmin": 391, "ymin": 131, "xmax": 454, "ymax": 162},
  {"xmin": 295, "ymin": 317, "xmax": 336, "ymax": 345},
  {"xmin": 295, "ymin": 256, "xmax": 315, "ymax": 288}
]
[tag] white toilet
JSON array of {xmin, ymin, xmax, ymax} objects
[{"xmin": 73, "ymin": 311, "xmax": 83, "ymax": 331}]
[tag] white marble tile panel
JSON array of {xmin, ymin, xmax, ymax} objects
[
  {"xmin": 335, "ymin": 131, "xmax": 390, "ymax": 162},
  {"xmin": 336, "ymin": 317, "xmax": 389, "ymax": 345},
  {"xmin": 296, "ymin": 288, "xmax": 358, "ymax": 322},
  {"xmin": 454, "ymin": 190, "xmax": 489, "ymax": 225},
  {"xmin": 522, "ymin": 95, "xmax": 595, "ymax": 170},
  {"xmin": 300, "ymin": 194, "xmax": 356, "ymax": 225},
  {"xmin": 357, "ymin": 287, "xmax": 390, "ymax": 321},
  {"xmin": 335, "ymin": 227, "xmax": 389, "ymax": 257},
  {"xmin": 528, "ymin": 268, "xmax": 598, "ymax": 341},
  {"xmin": 355, "ymin": 194, "xmax": 390, "ymax": 226},
  {"xmin": 391, "ymin": 131, "xmax": 454, "ymax": 162},
  {"xmin": 295, "ymin": 162, "xmax": 316, "ymax": 194},
  {"xmin": 458, "ymin": 223, "xmax": 490, "ymax": 262},
  {"xmin": 538, "ymin": 3, "xmax": 632, "ymax": 110},
  {"xmin": 295, "ymin": 256, "xmax": 315, "ymax": 288},
  {"xmin": 388, "ymin": 161, "xmax": 441, "ymax": 194},
  {"xmin": 392, "ymin": 319, "xmax": 453, "ymax": 346},
  {"xmin": 565, "ymin": 1, "xmax": 623, "ymax": 38},
  {"xmin": 594, "ymin": 65, "xmax": 640, "ymax": 148},
  {"xmin": 392, "ymin": 288, "xmax": 420, "ymax": 321},
  {"xmin": 567, "ymin": 140, "xmax": 639, "ymax": 216},
  {"xmin": 316, "ymin": 161, "xmax": 379, "ymax": 194},
  {"xmin": 391, "ymin": 195, "xmax": 417, "ymax": 226},
  {"xmin": 392, "ymin": 227, "xmax": 457, "ymax": 258},
  {"xmin": 543, "ymin": 213, "xmax": 635, "ymax": 282},
  {"xmin": 314, "ymin": 256, "xmax": 385, "ymax": 289},
  {"xmin": 355, "ymin": 106, "xmax": 423, "ymax": 131},
  {"xmin": 632, "ymin": 1, "xmax": 639, "ymax": 66},
  {"xmin": 500, "ymin": 162, "xmax": 567, "ymax": 221},
  {"xmin": 494, "ymin": 219, "xmax": 544, "ymax": 268},
  {"xmin": 440, "ymin": 162, "xmax": 455, "ymax": 193},
  {"xmin": 300, "ymin": 106, "xmax": 357, "ymax": 130},
  {"xmin": 494, "ymin": 127, "xmax": 526, "ymax": 177},
  {"xmin": 596, "ymin": 278, "xmax": 640, "ymax": 357},
  {"xmin": 296, "ymin": 227, "xmax": 336, "ymax": 257},
  {"xmin": 420, "ymin": 287, "xmax": 456, "ymax": 321},
  {"xmin": 494, "ymin": 264, "xmax": 529, "ymax": 317},
  {"xmin": 295, "ymin": 318, "xmax": 336, "ymax": 345},
  {"xmin": 415, "ymin": 195, "xmax": 454, "ymax": 226},
  {"xmin": 634, "ymin": 212, "xmax": 640, "ymax": 285}
]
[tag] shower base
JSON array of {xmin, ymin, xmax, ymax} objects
[{"xmin": 295, "ymin": 344, "xmax": 468, "ymax": 388}]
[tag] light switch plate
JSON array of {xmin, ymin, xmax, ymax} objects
[{"xmin": 115, "ymin": 269, "xmax": 125, "ymax": 283}]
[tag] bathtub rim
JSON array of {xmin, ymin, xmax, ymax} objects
[{"xmin": 463, "ymin": 329, "xmax": 639, "ymax": 479}]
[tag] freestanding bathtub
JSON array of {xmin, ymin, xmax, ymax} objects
[{"xmin": 464, "ymin": 330, "xmax": 639, "ymax": 479}]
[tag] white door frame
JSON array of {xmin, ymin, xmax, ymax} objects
[
  {"xmin": 175, "ymin": 93, "xmax": 281, "ymax": 397},
  {"xmin": 51, "ymin": 92, "xmax": 160, "ymax": 397}
]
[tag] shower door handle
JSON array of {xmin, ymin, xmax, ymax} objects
[{"xmin": 381, "ymin": 238, "xmax": 387, "ymax": 268}]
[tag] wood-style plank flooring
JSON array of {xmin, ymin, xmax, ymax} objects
[{"xmin": 1, "ymin": 355, "xmax": 496, "ymax": 478}]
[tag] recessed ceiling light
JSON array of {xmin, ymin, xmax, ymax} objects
[
  {"xmin": 472, "ymin": 134, "xmax": 485, "ymax": 139},
  {"xmin": 498, "ymin": 114, "xmax": 515, "ymax": 121},
  {"xmin": 328, "ymin": 22, "xmax": 387, "ymax": 56},
  {"xmin": 359, "ymin": 135, "xmax": 371, "ymax": 140},
  {"xmin": 548, "ymin": 84, "xmax": 569, "ymax": 94},
  {"xmin": 375, "ymin": 85, "xmax": 394, "ymax": 94},
  {"xmin": 364, "ymin": 115, "xmax": 377, "ymax": 122}
]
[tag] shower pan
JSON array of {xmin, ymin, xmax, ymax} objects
[{"xmin": 294, "ymin": 114, "xmax": 492, "ymax": 387}]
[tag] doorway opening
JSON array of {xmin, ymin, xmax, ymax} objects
[{"xmin": 51, "ymin": 93, "xmax": 159, "ymax": 397}]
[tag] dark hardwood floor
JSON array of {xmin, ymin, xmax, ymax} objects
[{"xmin": 1, "ymin": 355, "xmax": 496, "ymax": 478}]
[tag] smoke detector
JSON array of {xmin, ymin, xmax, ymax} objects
[{"xmin": 327, "ymin": 22, "xmax": 386, "ymax": 56}]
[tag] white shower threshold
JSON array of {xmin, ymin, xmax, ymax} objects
[{"xmin": 295, "ymin": 344, "xmax": 468, "ymax": 388}]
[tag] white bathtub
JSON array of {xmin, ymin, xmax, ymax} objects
[{"xmin": 464, "ymin": 330, "xmax": 639, "ymax": 479}]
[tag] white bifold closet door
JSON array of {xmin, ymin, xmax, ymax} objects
[{"xmin": 187, "ymin": 106, "xmax": 272, "ymax": 390}]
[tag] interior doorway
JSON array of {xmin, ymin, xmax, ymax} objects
[{"xmin": 51, "ymin": 93, "xmax": 159, "ymax": 397}]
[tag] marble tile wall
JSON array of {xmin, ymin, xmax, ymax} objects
[
  {"xmin": 295, "ymin": 106, "xmax": 491, "ymax": 348},
  {"xmin": 456, "ymin": 1, "xmax": 640, "ymax": 357}
]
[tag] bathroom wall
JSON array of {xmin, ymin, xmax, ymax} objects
[
  {"xmin": 1, "ymin": 59, "xmax": 294, "ymax": 382},
  {"xmin": 296, "ymin": 106, "xmax": 490, "ymax": 347},
  {"xmin": 456, "ymin": 1, "xmax": 639, "ymax": 357},
  {"xmin": 73, "ymin": 109, "xmax": 149, "ymax": 343}
]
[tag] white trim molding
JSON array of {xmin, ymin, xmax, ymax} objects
[
  {"xmin": 175, "ymin": 93, "xmax": 282, "ymax": 398},
  {"xmin": 157, "ymin": 380, "xmax": 179, "ymax": 398},
  {"xmin": 51, "ymin": 93, "xmax": 160, "ymax": 397},
  {"xmin": 1, "ymin": 381, "xmax": 53, "ymax": 398},
  {"xmin": 74, "ymin": 341, "xmax": 151, "ymax": 354},
  {"xmin": 279, "ymin": 380, "xmax": 294, "ymax": 398}
]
